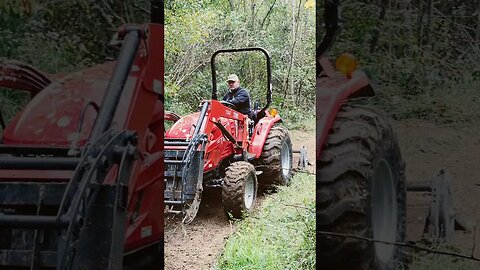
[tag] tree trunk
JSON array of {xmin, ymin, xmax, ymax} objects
[
  {"xmin": 260, "ymin": 0, "xmax": 277, "ymax": 30},
  {"xmin": 370, "ymin": 0, "xmax": 388, "ymax": 53},
  {"xmin": 425, "ymin": 0, "xmax": 433, "ymax": 46},
  {"xmin": 250, "ymin": 0, "xmax": 257, "ymax": 32},
  {"xmin": 416, "ymin": 0, "xmax": 425, "ymax": 46},
  {"xmin": 282, "ymin": 0, "xmax": 303, "ymax": 101},
  {"xmin": 476, "ymin": 0, "xmax": 480, "ymax": 44}
]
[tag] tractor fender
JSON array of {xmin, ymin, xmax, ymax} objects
[
  {"xmin": 316, "ymin": 68, "xmax": 375, "ymax": 161},
  {"xmin": 249, "ymin": 114, "xmax": 282, "ymax": 158}
]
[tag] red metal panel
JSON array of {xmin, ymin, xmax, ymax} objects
[
  {"xmin": 3, "ymin": 63, "xmax": 114, "ymax": 146},
  {"xmin": 120, "ymin": 23, "xmax": 164, "ymax": 251},
  {"xmin": 164, "ymin": 100, "xmax": 249, "ymax": 173},
  {"xmin": 316, "ymin": 57, "xmax": 373, "ymax": 160},
  {"xmin": 249, "ymin": 112, "xmax": 282, "ymax": 157}
]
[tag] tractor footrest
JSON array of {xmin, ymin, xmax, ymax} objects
[
  {"xmin": 164, "ymin": 200, "xmax": 183, "ymax": 205},
  {"xmin": 205, "ymin": 178, "xmax": 222, "ymax": 188}
]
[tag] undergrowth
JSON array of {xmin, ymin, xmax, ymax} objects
[
  {"xmin": 410, "ymin": 253, "xmax": 476, "ymax": 270},
  {"xmin": 214, "ymin": 173, "xmax": 315, "ymax": 270}
]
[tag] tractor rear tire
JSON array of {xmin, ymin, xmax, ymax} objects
[
  {"xmin": 222, "ymin": 161, "xmax": 258, "ymax": 219},
  {"xmin": 255, "ymin": 125, "xmax": 293, "ymax": 187},
  {"xmin": 317, "ymin": 102, "xmax": 407, "ymax": 270}
]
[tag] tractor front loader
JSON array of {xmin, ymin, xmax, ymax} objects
[
  {"xmin": 0, "ymin": 1, "xmax": 165, "ymax": 269},
  {"xmin": 316, "ymin": 1, "xmax": 463, "ymax": 269},
  {"xmin": 164, "ymin": 48, "xmax": 295, "ymax": 224}
]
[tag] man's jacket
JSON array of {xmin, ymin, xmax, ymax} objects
[{"xmin": 222, "ymin": 87, "xmax": 251, "ymax": 115}]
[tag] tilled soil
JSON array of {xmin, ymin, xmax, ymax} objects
[{"xmin": 163, "ymin": 129, "xmax": 316, "ymax": 270}]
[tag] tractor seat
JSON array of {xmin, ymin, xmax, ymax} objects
[{"xmin": 248, "ymin": 110, "xmax": 265, "ymax": 123}]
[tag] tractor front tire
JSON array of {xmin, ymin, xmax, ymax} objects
[
  {"xmin": 317, "ymin": 102, "xmax": 407, "ymax": 270},
  {"xmin": 222, "ymin": 161, "xmax": 258, "ymax": 219},
  {"xmin": 255, "ymin": 125, "xmax": 293, "ymax": 187}
]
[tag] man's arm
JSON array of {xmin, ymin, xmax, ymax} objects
[{"xmin": 229, "ymin": 89, "xmax": 250, "ymax": 105}]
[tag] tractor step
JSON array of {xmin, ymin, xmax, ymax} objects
[
  {"xmin": 164, "ymin": 200, "xmax": 183, "ymax": 205},
  {"xmin": 205, "ymin": 178, "xmax": 223, "ymax": 188}
]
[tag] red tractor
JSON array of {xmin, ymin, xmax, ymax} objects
[
  {"xmin": 316, "ymin": 0, "xmax": 407, "ymax": 269},
  {"xmin": 0, "ymin": 1, "xmax": 165, "ymax": 269},
  {"xmin": 317, "ymin": 1, "xmax": 463, "ymax": 269},
  {"xmin": 164, "ymin": 48, "xmax": 293, "ymax": 223}
]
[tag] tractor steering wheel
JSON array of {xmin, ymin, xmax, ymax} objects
[{"xmin": 220, "ymin": 100, "xmax": 235, "ymax": 109}]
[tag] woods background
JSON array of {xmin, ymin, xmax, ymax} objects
[
  {"xmin": 318, "ymin": 0, "xmax": 480, "ymax": 124},
  {"xmin": 164, "ymin": 0, "xmax": 315, "ymax": 126},
  {"xmin": 0, "ymin": 0, "xmax": 316, "ymax": 129}
]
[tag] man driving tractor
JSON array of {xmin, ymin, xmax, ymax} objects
[{"xmin": 222, "ymin": 74, "xmax": 251, "ymax": 115}]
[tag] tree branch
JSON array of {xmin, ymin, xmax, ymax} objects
[
  {"xmin": 260, "ymin": 0, "xmax": 277, "ymax": 30},
  {"xmin": 317, "ymin": 231, "xmax": 480, "ymax": 263}
]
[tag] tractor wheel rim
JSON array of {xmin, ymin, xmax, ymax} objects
[
  {"xmin": 372, "ymin": 159, "xmax": 398, "ymax": 264},
  {"xmin": 244, "ymin": 174, "xmax": 255, "ymax": 209},
  {"xmin": 281, "ymin": 142, "xmax": 291, "ymax": 178}
]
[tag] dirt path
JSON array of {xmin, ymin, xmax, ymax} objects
[
  {"xmin": 163, "ymin": 128, "xmax": 316, "ymax": 270},
  {"xmin": 392, "ymin": 119, "xmax": 480, "ymax": 256}
]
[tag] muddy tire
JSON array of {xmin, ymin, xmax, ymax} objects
[
  {"xmin": 255, "ymin": 125, "xmax": 293, "ymax": 186},
  {"xmin": 317, "ymin": 102, "xmax": 407, "ymax": 269},
  {"xmin": 222, "ymin": 161, "xmax": 258, "ymax": 219}
]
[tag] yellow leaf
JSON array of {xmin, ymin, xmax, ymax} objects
[{"xmin": 304, "ymin": 0, "xmax": 315, "ymax": 9}]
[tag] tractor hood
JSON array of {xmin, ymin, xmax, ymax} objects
[
  {"xmin": 2, "ymin": 63, "xmax": 115, "ymax": 146},
  {"xmin": 165, "ymin": 112, "xmax": 201, "ymax": 140}
]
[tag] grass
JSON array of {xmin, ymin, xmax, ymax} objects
[
  {"xmin": 214, "ymin": 173, "xmax": 315, "ymax": 270},
  {"xmin": 410, "ymin": 254, "xmax": 477, "ymax": 270},
  {"xmin": 284, "ymin": 115, "xmax": 315, "ymax": 132},
  {"xmin": 371, "ymin": 79, "xmax": 480, "ymax": 125}
]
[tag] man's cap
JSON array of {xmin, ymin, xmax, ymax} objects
[{"xmin": 227, "ymin": 74, "xmax": 239, "ymax": 82}]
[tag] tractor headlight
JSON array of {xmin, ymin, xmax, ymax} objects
[
  {"xmin": 335, "ymin": 53, "xmax": 358, "ymax": 77},
  {"xmin": 269, "ymin": 108, "xmax": 278, "ymax": 117}
]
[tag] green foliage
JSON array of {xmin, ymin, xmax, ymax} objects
[
  {"xmin": 411, "ymin": 253, "xmax": 476, "ymax": 270},
  {"xmin": 0, "ymin": 0, "xmax": 150, "ymax": 118},
  {"xmin": 215, "ymin": 173, "xmax": 316, "ymax": 270},
  {"xmin": 165, "ymin": 0, "xmax": 315, "ymax": 127},
  {"xmin": 2, "ymin": 0, "xmax": 152, "ymax": 66},
  {"xmin": 320, "ymin": 0, "xmax": 480, "ymax": 124}
]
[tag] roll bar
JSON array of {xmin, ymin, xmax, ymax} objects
[{"xmin": 211, "ymin": 47, "xmax": 272, "ymax": 113}]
